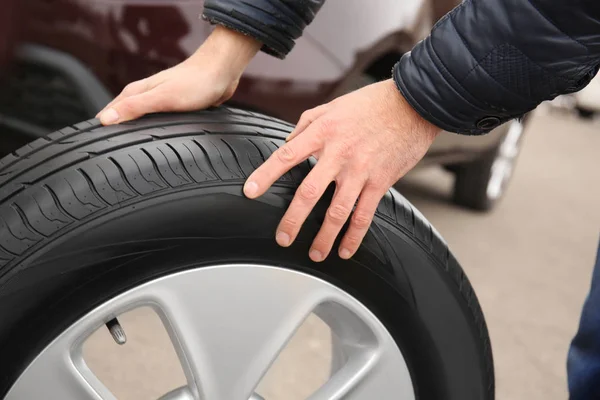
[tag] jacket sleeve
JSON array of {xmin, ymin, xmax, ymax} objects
[
  {"xmin": 202, "ymin": 0, "xmax": 325, "ymax": 59},
  {"xmin": 394, "ymin": 0, "xmax": 600, "ymax": 135}
]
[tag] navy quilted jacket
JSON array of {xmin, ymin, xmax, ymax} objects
[{"xmin": 203, "ymin": 0, "xmax": 600, "ymax": 134}]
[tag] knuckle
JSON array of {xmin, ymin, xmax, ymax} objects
[
  {"xmin": 317, "ymin": 118, "xmax": 338, "ymax": 137},
  {"xmin": 336, "ymin": 141, "xmax": 354, "ymax": 160},
  {"xmin": 298, "ymin": 181, "xmax": 320, "ymax": 201},
  {"xmin": 299, "ymin": 110, "xmax": 313, "ymax": 122},
  {"xmin": 327, "ymin": 204, "xmax": 351, "ymax": 223},
  {"xmin": 344, "ymin": 234, "xmax": 362, "ymax": 248},
  {"xmin": 119, "ymin": 99, "xmax": 137, "ymax": 115},
  {"xmin": 364, "ymin": 181, "xmax": 386, "ymax": 195},
  {"xmin": 352, "ymin": 160, "xmax": 369, "ymax": 173},
  {"xmin": 122, "ymin": 83, "xmax": 135, "ymax": 93},
  {"xmin": 306, "ymin": 135, "xmax": 324, "ymax": 150},
  {"xmin": 280, "ymin": 216, "xmax": 300, "ymax": 230},
  {"xmin": 276, "ymin": 145, "xmax": 296, "ymax": 163},
  {"xmin": 124, "ymin": 81, "xmax": 142, "ymax": 94},
  {"xmin": 311, "ymin": 236, "xmax": 330, "ymax": 250},
  {"xmin": 351, "ymin": 211, "xmax": 373, "ymax": 230}
]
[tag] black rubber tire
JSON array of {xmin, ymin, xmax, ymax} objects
[
  {"xmin": 0, "ymin": 107, "xmax": 493, "ymax": 399},
  {"xmin": 576, "ymin": 106, "xmax": 595, "ymax": 119},
  {"xmin": 451, "ymin": 146, "xmax": 500, "ymax": 212}
]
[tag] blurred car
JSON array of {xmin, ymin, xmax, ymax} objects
[
  {"xmin": 572, "ymin": 71, "xmax": 600, "ymax": 118},
  {"xmin": 0, "ymin": 0, "xmax": 528, "ymax": 211}
]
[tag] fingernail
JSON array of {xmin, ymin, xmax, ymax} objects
[
  {"xmin": 309, "ymin": 249, "xmax": 324, "ymax": 262},
  {"xmin": 340, "ymin": 248, "xmax": 352, "ymax": 259},
  {"xmin": 244, "ymin": 181, "xmax": 258, "ymax": 198},
  {"xmin": 100, "ymin": 108, "xmax": 119, "ymax": 125},
  {"xmin": 276, "ymin": 231, "xmax": 290, "ymax": 247}
]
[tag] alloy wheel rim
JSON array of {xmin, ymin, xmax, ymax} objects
[
  {"xmin": 6, "ymin": 264, "xmax": 414, "ymax": 400},
  {"xmin": 486, "ymin": 119, "xmax": 525, "ymax": 201}
]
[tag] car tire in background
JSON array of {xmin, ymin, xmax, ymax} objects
[
  {"xmin": 575, "ymin": 106, "xmax": 595, "ymax": 119},
  {"xmin": 572, "ymin": 71, "xmax": 600, "ymax": 119},
  {"xmin": 452, "ymin": 117, "xmax": 529, "ymax": 211},
  {"xmin": 0, "ymin": 108, "xmax": 493, "ymax": 400}
]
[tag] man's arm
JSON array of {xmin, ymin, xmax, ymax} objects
[
  {"xmin": 395, "ymin": 0, "xmax": 600, "ymax": 135},
  {"xmin": 97, "ymin": 0, "xmax": 324, "ymax": 125},
  {"xmin": 244, "ymin": 0, "xmax": 600, "ymax": 262},
  {"xmin": 202, "ymin": 0, "xmax": 325, "ymax": 59}
]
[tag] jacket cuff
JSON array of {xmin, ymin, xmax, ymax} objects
[
  {"xmin": 391, "ymin": 2, "xmax": 533, "ymax": 135},
  {"xmin": 392, "ymin": 0, "xmax": 599, "ymax": 135},
  {"xmin": 202, "ymin": 0, "xmax": 308, "ymax": 59},
  {"xmin": 393, "ymin": 49, "xmax": 522, "ymax": 136}
]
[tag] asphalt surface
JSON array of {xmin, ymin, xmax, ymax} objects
[{"xmin": 83, "ymin": 108, "xmax": 599, "ymax": 400}]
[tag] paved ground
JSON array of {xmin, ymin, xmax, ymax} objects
[{"xmin": 84, "ymin": 108, "xmax": 599, "ymax": 400}]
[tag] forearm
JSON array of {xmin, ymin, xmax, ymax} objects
[
  {"xmin": 395, "ymin": 0, "xmax": 600, "ymax": 135},
  {"xmin": 189, "ymin": 25, "xmax": 262, "ymax": 82},
  {"xmin": 202, "ymin": 0, "xmax": 326, "ymax": 59}
]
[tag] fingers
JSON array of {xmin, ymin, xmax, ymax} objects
[
  {"xmin": 97, "ymin": 79, "xmax": 152, "ymax": 120},
  {"xmin": 286, "ymin": 105, "xmax": 328, "ymax": 142},
  {"xmin": 275, "ymin": 158, "xmax": 340, "ymax": 252},
  {"xmin": 244, "ymin": 129, "xmax": 322, "ymax": 198},
  {"xmin": 98, "ymin": 87, "xmax": 172, "ymax": 125},
  {"xmin": 308, "ymin": 176, "xmax": 365, "ymax": 261},
  {"xmin": 338, "ymin": 186, "xmax": 386, "ymax": 259}
]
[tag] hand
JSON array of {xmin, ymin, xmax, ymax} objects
[
  {"xmin": 97, "ymin": 26, "xmax": 261, "ymax": 125},
  {"xmin": 243, "ymin": 79, "xmax": 440, "ymax": 262}
]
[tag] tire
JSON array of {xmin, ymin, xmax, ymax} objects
[
  {"xmin": 576, "ymin": 106, "xmax": 595, "ymax": 119},
  {"xmin": 0, "ymin": 107, "xmax": 493, "ymax": 399},
  {"xmin": 452, "ymin": 147, "xmax": 500, "ymax": 212},
  {"xmin": 453, "ymin": 118, "xmax": 528, "ymax": 211}
]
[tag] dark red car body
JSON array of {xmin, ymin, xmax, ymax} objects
[{"xmin": 0, "ymin": 0, "xmax": 508, "ymax": 167}]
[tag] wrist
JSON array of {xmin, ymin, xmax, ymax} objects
[
  {"xmin": 385, "ymin": 79, "xmax": 440, "ymax": 141},
  {"xmin": 191, "ymin": 25, "xmax": 261, "ymax": 81}
]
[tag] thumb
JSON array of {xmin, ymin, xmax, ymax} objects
[{"xmin": 98, "ymin": 88, "xmax": 171, "ymax": 125}]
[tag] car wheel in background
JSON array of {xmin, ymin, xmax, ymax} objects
[
  {"xmin": 0, "ymin": 108, "xmax": 493, "ymax": 400},
  {"xmin": 575, "ymin": 106, "xmax": 595, "ymax": 119},
  {"xmin": 452, "ymin": 117, "xmax": 528, "ymax": 211},
  {"xmin": 572, "ymin": 72, "xmax": 600, "ymax": 119}
]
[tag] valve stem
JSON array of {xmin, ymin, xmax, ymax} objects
[{"xmin": 106, "ymin": 317, "xmax": 127, "ymax": 345}]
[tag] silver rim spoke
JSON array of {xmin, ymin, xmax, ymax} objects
[
  {"xmin": 8, "ymin": 264, "xmax": 414, "ymax": 400},
  {"xmin": 487, "ymin": 119, "xmax": 525, "ymax": 200},
  {"xmin": 6, "ymin": 338, "xmax": 115, "ymax": 400},
  {"xmin": 157, "ymin": 265, "xmax": 332, "ymax": 399},
  {"xmin": 310, "ymin": 303, "xmax": 414, "ymax": 400},
  {"xmin": 310, "ymin": 353, "xmax": 413, "ymax": 400}
]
